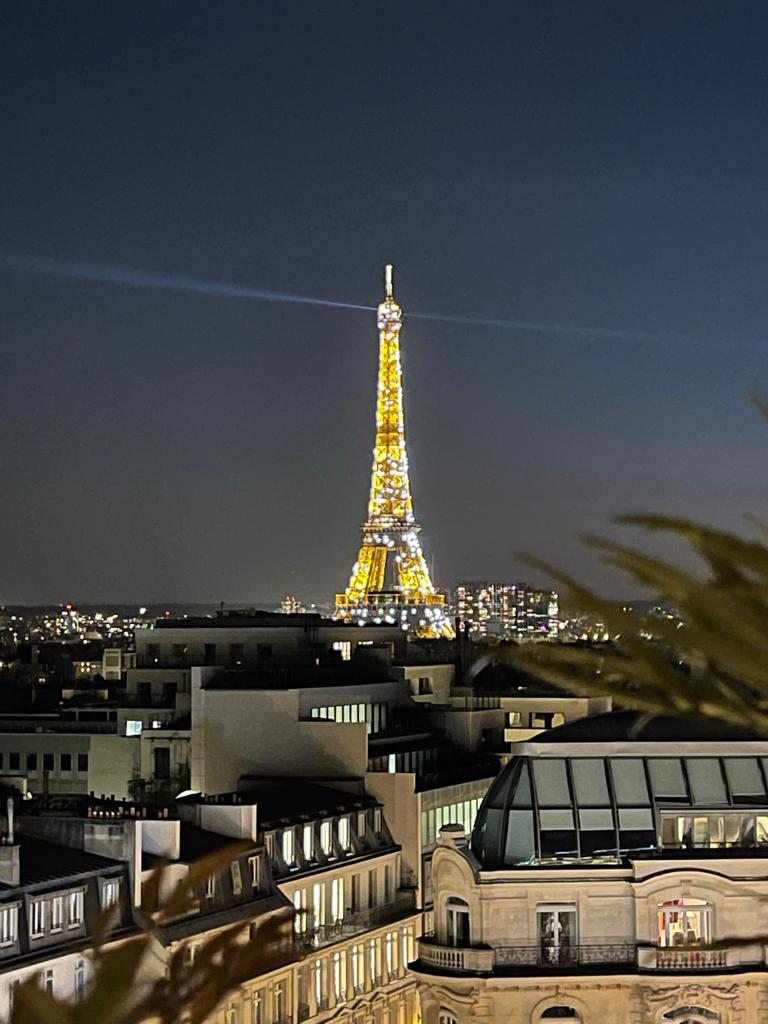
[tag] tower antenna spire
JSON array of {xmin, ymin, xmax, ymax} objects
[{"xmin": 384, "ymin": 263, "xmax": 393, "ymax": 299}]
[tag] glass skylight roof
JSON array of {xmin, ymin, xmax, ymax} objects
[{"xmin": 471, "ymin": 755, "xmax": 768, "ymax": 868}]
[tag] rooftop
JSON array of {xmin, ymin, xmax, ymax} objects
[
  {"xmin": 236, "ymin": 779, "xmax": 377, "ymax": 827},
  {"xmin": 5, "ymin": 834, "xmax": 122, "ymax": 889},
  {"xmin": 534, "ymin": 710, "xmax": 764, "ymax": 744}
]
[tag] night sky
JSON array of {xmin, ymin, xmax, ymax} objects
[{"xmin": 3, "ymin": 2, "xmax": 768, "ymax": 606}]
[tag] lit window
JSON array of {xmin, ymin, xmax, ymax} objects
[
  {"xmin": 205, "ymin": 875, "xmax": 216, "ymax": 899},
  {"xmin": 273, "ymin": 979, "xmax": 287, "ymax": 1022},
  {"xmin": 372, "ymin": 808, "xmax": 382, "ymax": 834},
  {"xmin": 126, "ymin": 720, "xmax": 143, "ymax": 737},
  {"xmin": 385, "ymin": 931, "xmax": 395, "ymax": 978},
  {"xmin": 101, "ymin": 880, "xmax": 120, "ymax": 909},
  {"xmin": 0, "ymin": 906, "xmax": 17, "ymax": 946},
  {"xmin": 330, "ymin": 878, "xmax": 344, "ymax": 924},
  {"xmin": 230, "ymin": 861, "xmax": 243, "ymax": 896},
  {"xmin": 30, "ymin": 899, "xmax": 46, "ymax": 937},
  {"xmin": 248, "ymin": 855, "xmax": 260, "ymax": 889},
  {"xmin": 356, "ymin": 811, "xmax": 367, "ymax": 839},
  {"xmin": 338, "ymin": 816, "xmax": 351, "ymax": 851},
  {"xmin": 293, "ymin": 889, "xmax": 307, "ymax": 935},
  {"xmin": 51, "ymin": 895, "xmax": 64, "ymax": 931},
  {"xmin": 282, "ymin": 829, "xmax": 296, "ymax": 867},
  {"xmin": 303, "ymin": 824, "xmax": 314, "ymax": 862},
  {"xmin": 68, "ymin": 890, "xmax": 84, "ymax": 927},
  {"xmin": 332, "ymin": 951, "xmax": 344, "ymax": 1003},
  {"xmin": 351, "ymin": 944, "xmax": 363, "ymax": 993},
  {"xmin": 657, "ymin": 899, "xmax": 712, "ymax": 946},
  {"xmin": 320, "ymin": 820, "xmax": 333, "ymax": 856}
]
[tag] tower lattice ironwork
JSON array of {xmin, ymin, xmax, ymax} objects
[{"xmin": 336, "ymin": 265, "xmax": 453, "ymax": 638}]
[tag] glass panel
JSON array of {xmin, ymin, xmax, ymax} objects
[
  {"xmin": 532, "ymin": 760, "xmax": 570, "ymax": 806},
  {"xmin": 539, "ymin": 829, "xmax": 577, "ymax": 859},
  {"xmin": 503, "ymin": 810, "xmax": 535, "ymax": 864},
  {"xmin": 540, "ymin": 809, "xmax": 575, "ymax": 829},
  {"xmin": 649, "ymin": 759, "xmax": 687, "ymax": 798},
  {"xmin": 610, "ymin": 759, "xmax": 650, "ymax": 804},
  {"xmin": 687, "ymin": 759, "xmax": 727, "ymax": 804},
  {"xmin": 619, "ymin": 807, "xmax": 654, "ymax": 830},
  {"xmin": 725, "ymin": 758, "xmax": 765, "ymax": 797},
  {"xmin": 579, "ymin": 808, "xmax": 613, "ymax": 830},
  {"xmin": 475, "ymin": 807, "xmax": 503, "ymax": 864},
  {"xmin": 757, "ymin": 816, "xmax": 768, "ymax": 845},
  {"xmin": 571, "ymin": 759, "xmax": 610, "ymax": 806},
  {"xmin": 510, "ymin": 762, "xmax": 532, "ymax": 806}
]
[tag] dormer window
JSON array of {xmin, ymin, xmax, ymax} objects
[
  {"xmin": 101, "ymin": 880, "xmax": 120, "ymax": 910},
  {"xmin": 282, "ymin": 828, "xmax": 296, "ymax": 868},
  {"xmin": 0, "ymin": 906, "xmax": 17, "ymax": 946},
  {"xmin": 338, "ymin": 815, "xmax": 351, "ymax": 851},
  {"xmin": 230, "ymin": 862, "xmax": 243, "ymax": 896},
  {"xmin": 303, "ymin": 823, "xmax": 315, "ymax": 862},
  {"xmin": 30, "ymin": 900, "xmax": 46, "ymax": 938},
  {"xmin": 320, "ymin": 820, "xmax": 333, "ymax": 856},
  {"xmin": 68, "ymin": 891, "xmax": 84, "ymax": 927}
]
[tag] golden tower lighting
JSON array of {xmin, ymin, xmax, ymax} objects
[{"xmin": 335, "ymin": 265, "xmax": 454, "ymax": 638}]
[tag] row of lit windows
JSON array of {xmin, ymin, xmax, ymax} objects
[
  {"xmin": 421, "ymin": 799, "xmax": 483, "ymax": 848},
  {"xmin": 265, "ymin": 809, "xmax": 383, "ymax": 873},
  {"xmin": 368, "ymin": 748, "xmax": 438, "ymax": 775},
  {"xmin": 220, "ymin": 931, "xmax": 414, "ymax": 1024},
  {"xmin": 291, "ymin": 864, "xmax": 397, "ymax": 935},
  {"xmin": 309, "ymin": 701, "xmax": 388, "ymax": 735},
  {"xmin": 661, "ymin": 813, "xmax": 768, "ymax": 849},
  {"xmin": 0, "ymin": 752, "xmax": 88, "ymax": 774},
  {"xmin": 204, "ymin": 856, "xmax": 261, "ymax": 900}
]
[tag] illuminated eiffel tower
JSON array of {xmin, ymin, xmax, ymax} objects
[{"xmin": 335, "ymin": 266, "xmax": 454, "ymax": 638}]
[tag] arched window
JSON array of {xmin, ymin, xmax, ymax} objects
[
  {"xmin": 662, "ymin": 1008, "xmax": 719, "ymax": 1023},
  {"xmin": 657, "ymin": 899, "xmax": 712, "ymax": 947},
  {"xmin": 438, "ymin": 1012, "xmax": 459, "ymax": 1024},
  {"xmin": 541, "ymin": 1009, "xmax": 580, "ymax": 1020},
  {"xmin": 445, "ymin": 897, "xmax": 470, "ymax": 947}
]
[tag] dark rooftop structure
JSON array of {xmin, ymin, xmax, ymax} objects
[
  {"xmin": 533, "ymin": 709, "xmax": 764, "ymax": 744},
  {"xmin": 234, "ymin": 780, "xmax": 378, "ymax": 827}
]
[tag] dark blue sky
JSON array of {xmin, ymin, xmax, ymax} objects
[{"xmin": 2, "ymin": 2, "xmax": 768, "ymax": 605}]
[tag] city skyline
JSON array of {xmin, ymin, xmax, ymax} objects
[{"xmin": 4, "ymin": 4, "xmax": 768, "ymax": 606}]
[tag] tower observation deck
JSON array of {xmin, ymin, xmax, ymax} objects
[{"xmin": 335, "ymin": 266, "xmax": 454, "ymax": 638}]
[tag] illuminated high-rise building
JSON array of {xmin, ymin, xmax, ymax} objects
[
  {"xmin": 456, "ymin": 582, "xmax": 558, "ymax": 639},
  {"xmin": 335, "ymin": 266, "xmax": 453, "ymax": 638}
]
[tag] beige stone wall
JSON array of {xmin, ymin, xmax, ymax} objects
[{"xmin": 417, "ymin": 975, "xmax": 768, "ymax": 1024}]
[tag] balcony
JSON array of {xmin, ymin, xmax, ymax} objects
[
  {"xmin": 417, "ymin": 936, "xmax": 635, "ymax": 974},
  {"xmin": 638, "ymin": 945, "xmax": 746, "ymax": 971},
  {"xmin": 300, "ymin": 893, "xmax": 417, "ymax": 949},
  {"xmin": 417, "ymin": 939, "xmax": 494, "ymax": 973},
  {"xmin": 494, "ymin": 942, "xmax": 637, "ymax": 968},
  {"xmin": 416, "ymin": 937, "xmax": 765, "ymax": 976}
]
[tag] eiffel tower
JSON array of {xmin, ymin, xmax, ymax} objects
[{"xmin": 335, "ymin": 266, "xmax": 454, "ymax": 638}]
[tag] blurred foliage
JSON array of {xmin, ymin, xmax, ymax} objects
[
  {"xmin": 508, "ymin": 512, "xmax": 768, "ymax": 736},
  {"xmin": 12, "ymin": 843, "xmax": 295, "ymax": 1024}
]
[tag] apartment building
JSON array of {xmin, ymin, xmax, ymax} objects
[{"xmin": 411, "ymin": 710, "xmax": 768, "ymax": 1024}]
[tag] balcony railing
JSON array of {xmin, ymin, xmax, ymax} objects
[
  {"xmin": 418, "ymin": 937, "xmax": 761, "ymax": 975},
  {"xmin": 418, "ymin": 936, "xmax": 634, "ymax": 973},
  {"xmin": 494, "ymin": 942, "xmax": 636, "ymax": 967},
  {"xmin": 638, "ymin": 946, "xmax": 736, "ymax": 971},
  {"xmin": 299, "ymin": 893, "xmax": 417, "ymax": 949}
]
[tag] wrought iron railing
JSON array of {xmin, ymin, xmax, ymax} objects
[
  {"xmin": 494, "ymin": 942, "xmax": 636, "ymax": 967},
  {"xmin": 299, "ymin": 893, "xmax": 417, "ymax": 949}
]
